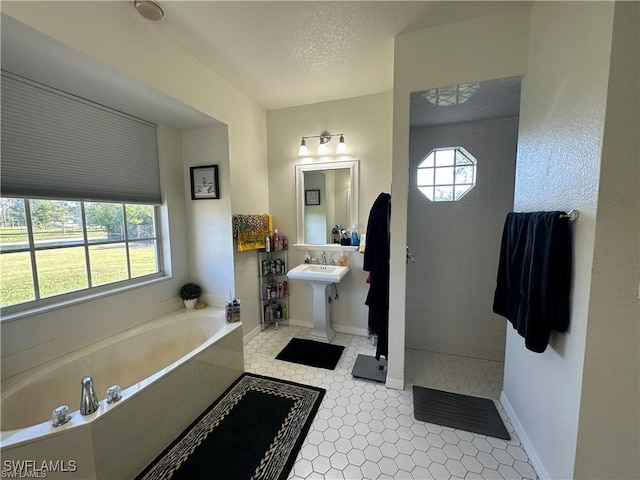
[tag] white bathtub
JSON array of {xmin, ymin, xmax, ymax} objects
[{"xmin": 1, "ymin": 308, "xmax": 244, "ymax": 479}]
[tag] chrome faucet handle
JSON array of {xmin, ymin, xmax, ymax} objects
[
  {"xmin": 52, "ymin": 405, "xmax": 71, "ymax": 427},
  {"xmin": 106, "ymin": 385, "xmax": 122, "ymax": 404}
]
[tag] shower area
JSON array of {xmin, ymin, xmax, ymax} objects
[{"xmin": 405, "ymin": 77, "xmax": 521, "ymax": 390}]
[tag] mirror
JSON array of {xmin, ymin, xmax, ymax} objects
[{"xmin": 295, "ymin": 160, "xmax": 359, "ymax": 245}]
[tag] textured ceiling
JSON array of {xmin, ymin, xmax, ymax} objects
[
  {"xmin": 153, "ymin": 1, "xmax": 529, "ymax": 110},
  {"xmin": 2, "ymin": 2, "xmax": 528, "ymax": 129}
]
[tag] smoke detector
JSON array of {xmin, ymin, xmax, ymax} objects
[{"xmin": 134, "ymin": 0, "xmax": 164, "ymax": 22}]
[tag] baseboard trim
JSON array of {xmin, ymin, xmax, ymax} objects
[
  {"xmin": 334, "ymin": 324, "xmax": 368, "ymax": 337},
  {"xmin": 287, "ymin": 318, "xmax": 311, "ymax": 328},
  {"xmin": 286, "ymin": 319, "xmax": 368, "ymax": 338},
  {"xmin": 243, "ymin": 324, "xmax": 262, "ymax": 345},
  {"xmin": 385, "ymin": 375, "xmax": 404, "ymax": 390},
  {"xmin": 500, "ymin": 391, "xmax": 548, "ymax": 480}
]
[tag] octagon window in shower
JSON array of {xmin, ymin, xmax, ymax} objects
[{"xmin": 417, "ymin": 147, "xmax": 477, "ymax": 201}]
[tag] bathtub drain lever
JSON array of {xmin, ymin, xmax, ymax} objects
[{"xmin": 80, "ymin": 376, "xmax": 100, "ymax": 415}]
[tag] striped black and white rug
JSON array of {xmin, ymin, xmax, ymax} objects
[{"xmin": 137, "ymin": 373, "xmax": 325, "ymax": 480}]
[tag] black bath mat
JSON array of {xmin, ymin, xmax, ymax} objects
[
  {"xmin": 413, "ymin": 385, "xmax": 511, "ymax": 440},
  {"xmin": 275, "ymin": 338, "xmax": 345, "ymax": 370},
  {"xmin": 136, "ymin": 373, "xmax": 325, "ymax": 480}
]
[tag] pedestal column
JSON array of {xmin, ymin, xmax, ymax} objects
[{"xmin": 308, "ymin": 282, "xmax": 335, "ymax": 343}]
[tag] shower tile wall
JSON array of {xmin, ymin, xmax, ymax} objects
[{"xmin": 406, "ymin": 117, "xmax": 518, "ymax": 361}]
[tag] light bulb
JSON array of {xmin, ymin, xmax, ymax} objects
[
  {"xmin": 317, "ymin": 139, "xmax": 329, "ymax": 155},
  {"xmin": 336, "ymin": 134, "xmax": 347, "ymax": 154},
  {"xmin": 298, "ymin": 138, "xmax": 309, "ymax": 156}
]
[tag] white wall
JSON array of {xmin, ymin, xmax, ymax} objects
[
  {"xmin": 266, "ymin": 92, "xmax": 393, "ymax": 336},
  {"xmin": 500, "ymin": 3, "xmax": 638, "ymax": 479},
  {"xmin": 573, "ymin": 3, "xmax": 639, "ymax": 478},
  {"xmin": 1, "ymin": 1, "xmax": 268, "ymax": 376},
  {"xmin": 392, "ymin": 7, "xmax": 531, "ymax": 388},
  {"xmin": 407, "ymin": 117, "xmax": 518, "ymax": 361},
  {"xmin": 182, "ymin": 126, "xmax": 235, "ymax": 307}
]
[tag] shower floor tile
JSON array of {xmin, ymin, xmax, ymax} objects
[{"xmin": 244, "ymin": 326, "xmax": 537, "ymax": 480}]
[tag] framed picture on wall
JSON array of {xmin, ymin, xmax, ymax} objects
[
  {"xmin": 305, "ymin": 189, "xmax": 321, "ymax": 206},
  {"xmin": 190, "ymin": 165, "xmax": 220, "ymax": 200}
]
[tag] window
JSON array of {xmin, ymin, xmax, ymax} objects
[
  {"xmin": 0, "ymin": 198, "xmax": 160, "ymax": 309},
  {"xmin": 417, "ymin": 147, "xmax": 477, "ymax": 201}
]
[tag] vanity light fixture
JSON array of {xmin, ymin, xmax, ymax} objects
[{"xmin": 297, "ymin": 132, "xmax": 347, "ymax": 156}]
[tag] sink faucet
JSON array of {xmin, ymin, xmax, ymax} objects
[
  {"xmin": 320, "ymin": 251, "xmax": 327, "ymax": 265},
  {"xmin": 80, "ymin": 376, "xmax": 100, "ymax": 415}
]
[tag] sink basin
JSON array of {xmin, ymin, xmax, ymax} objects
[{"xmin": 287, "ymin": 264, "xmax": 350, "ymax": 284}]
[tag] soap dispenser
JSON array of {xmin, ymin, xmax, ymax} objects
[
  {"xmin": 304, "ymin": 250, "xmax": 311, "ymax": 264},
  {"xmin": 339, "ymin": 252, "xmax": 347, "ymax": 266}
]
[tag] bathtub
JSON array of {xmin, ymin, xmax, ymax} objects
[{"xmin": 1, "ymin": 307, "xmax": 244, "ymax": 479}]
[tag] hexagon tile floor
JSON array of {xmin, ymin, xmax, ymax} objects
[{"xmin": 244, "ymin": 325, "xmax": 538, "ymax": 480}]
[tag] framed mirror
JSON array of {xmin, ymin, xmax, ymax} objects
[{"xmin": 295, "ymin": 160, "xmax": 359, "ymax": 245}]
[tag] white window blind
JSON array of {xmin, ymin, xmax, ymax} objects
[{"xmin": 1, "ymin": 71, "xmax": 161, "ymax": 204}]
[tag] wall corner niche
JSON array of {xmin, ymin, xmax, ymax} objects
[{"xmin": 295, "ymin": 160, "xmax": 359, "ymax": 247}]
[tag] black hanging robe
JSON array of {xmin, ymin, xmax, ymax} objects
[{"xmin": 363, "ymin": 193, "xmax": 391, "ymax": 360}]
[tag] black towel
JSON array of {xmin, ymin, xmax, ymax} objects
[
  {"xmin": 493, "ymin": 211, "xmax": 572, "ymax": 353},
  {"xmin": 364, "ymin": 193, "xmax": 391, "ymax": 360}
]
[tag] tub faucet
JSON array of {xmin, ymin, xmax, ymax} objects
[
  {"xmin": 320, "ymin": 251, "xmax": 327, "ymax": 265},
  {"xmin": 80, "ymin": 376, "xmax": 100, "ymax": 415}
]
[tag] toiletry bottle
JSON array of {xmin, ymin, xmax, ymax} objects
[
  {"xmin": 350, "ymin": 223, "xmax": 360, "ymax": 246},
  {"xmin": 339, "ymin": 252, "xmax": 347, "ymax": 266},
  {"xmin": 273, "ymin": 229, "xmax": 280, "ymax": 251},
  {"xmin": 304, "ymin": 250, "xmax": 311, "ymax": 264},
  {"xmin": 265, "ymin": 235, "xmax": 271, "ymax": 252},
  {"xmin": 332, "ymin": 226, "xmax": 340, "ymax": 244}
]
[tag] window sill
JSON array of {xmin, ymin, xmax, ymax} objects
[{"xmin": 0, "ymin": 275, "xmax": 171, "ymax": 324}]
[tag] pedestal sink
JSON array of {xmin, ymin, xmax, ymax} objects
[{"xmin": 287, "ymin": 264, "xmax": 350, "ymax": 343}]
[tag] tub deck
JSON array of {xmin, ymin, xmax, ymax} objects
[{"xmin": 1, "ymin": 308, "xmax": 244, "ymax": 479}]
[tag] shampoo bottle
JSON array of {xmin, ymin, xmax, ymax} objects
[
  {"xmin": 273, "ymin": 229, "xmax": 281, "ymax": 251},
  {"xmin": 350, "ymin": 224, "xmax": 360, "ymax": 246}
]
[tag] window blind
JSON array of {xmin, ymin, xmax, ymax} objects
[{"xmin": 1, "ymin": 71, "xmax": 161, "ymax": 204}]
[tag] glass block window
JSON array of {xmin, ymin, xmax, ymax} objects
[{"xmin": 417, "ymin": 147, "xmax": 477, "ymax": 201}]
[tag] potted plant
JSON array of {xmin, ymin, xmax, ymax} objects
[{"xmin": 179, "ymin": 282, "xmax": 201, "ymax": 309}]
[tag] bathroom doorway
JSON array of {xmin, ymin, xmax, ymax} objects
[{"xmin": 405, "ymin": 77, "xmax": 522, "ymax": 375}]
